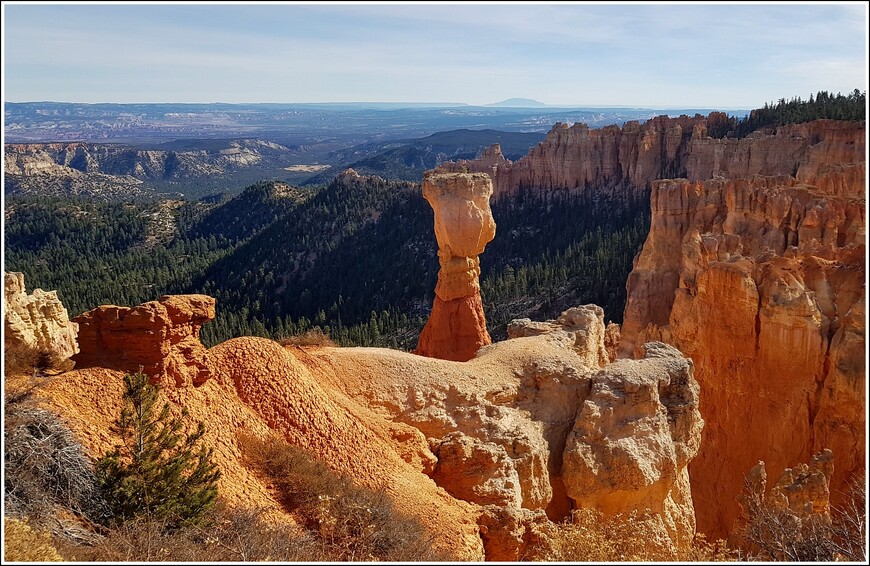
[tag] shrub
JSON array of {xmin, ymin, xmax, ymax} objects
[
  {"xmin": 4, "ymin": 389, "xmax": 108, "ymax": 527},
  {"xmin": 830, "ymin": 471, "xmax": 867, "ymax": 562},
  {"xmin": 96, "ymin": 372, "xmax": 220, "ymax": 529},
  {"xmin": 3, "ymin": 346, "xmax": 39, "ymax": 376},
  {"xmin": 4, "ymin": 346, "xmax": 74, "ymax": 376},
  {"xmin": 279, "ymin": 327, "xmax": 336, "ymax": 347},
  {"xmin": 738, "ymin": 469, "xmax": 866, "ymax": 562},
  {"xmin": 238, "ymin": 431, "xmax": 447, "ymax": 561},
  {"xmin": 55, "ymin": 502, "xmax": 328, "ymax": 562}
]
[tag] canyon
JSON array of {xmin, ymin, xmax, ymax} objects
[
  {"xmin": 449, "ymin": 113, "xmax": 866, "ymax": 540},
  {"xmin": 3, "ymin": 139, "xmax": 296, "ymax": 198},
  {"xmin": 3, "ymin": 108, "xmax": 864, "ymax": 560},
  {"xmin": 5, "ymin": 272, "xmax": 704, "ymax": 560},
  {"xmin": 620, "ymin": 168, "xmax": 865, "ymax": 538}
]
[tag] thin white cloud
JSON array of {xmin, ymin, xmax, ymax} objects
[{"xmin": 2, "ymin": 3, "xmax": 866, "ymax": 106}]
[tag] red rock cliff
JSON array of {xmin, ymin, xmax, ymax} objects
[
  {"xmin": 440, "ymin": 117, "xmax": 865, "ymax": 199},
  {"xmin": 72, "ymin": 294, "xmax": 215, "ymax": 387},
  {"xmin": 620, "ymin": 165, "xmax": 866, "ymax": 538}
]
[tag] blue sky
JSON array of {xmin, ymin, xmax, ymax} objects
[{"xmin": 2, "ymin": 2, "xmax": 867, "ymax": 108}]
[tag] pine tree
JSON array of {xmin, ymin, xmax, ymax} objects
[{"xmin": 97, "ymin": 371, "xmax": 220, "ymax": 528}]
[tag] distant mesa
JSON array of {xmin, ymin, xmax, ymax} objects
[
  {"xmin": 283, "ymin": 164, "xmax": 330, "ymax": 173},
  {"xmin": 485, "ymin": 98, "xmax": 549, "ymax": 108}
]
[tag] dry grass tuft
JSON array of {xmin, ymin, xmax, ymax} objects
[
  {"xmin": 238, "ymin": 430, "xmax": 447, "ymax": 561},
  {"xmin": 3, "ymin": 517, "xmax": 63, "ymax": 562},
  {"xmin": 525, "ymin": 508, "xmax": 738, "ymax": 562},
  {"xmin": 279, "ymin": 327, "xmax": 336, "ymax": 347}
]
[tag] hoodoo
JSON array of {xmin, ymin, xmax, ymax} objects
[{"xmin": 416, "ymin": 171, "xmax": 496, "ymax": 362}]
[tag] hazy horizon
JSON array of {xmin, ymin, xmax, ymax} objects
[
  {"xmin": 2, "ymin": 99, "xmax": 758, "ymax": 111},
  {"xmin": 2, "ymin": 2, "xmax": 867, "ymax": 108}
]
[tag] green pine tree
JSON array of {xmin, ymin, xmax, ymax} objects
[{"xmin": 97, "ymin": 371, "xmax": 220, "ymax": 528}]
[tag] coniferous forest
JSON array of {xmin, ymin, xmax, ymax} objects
[
  {"xmin": 7, "ymin": 92, "xmax": 861, "ymax": 350},
  {"xmin": 5, "ymin": 176, "xmax": 648, "ymax": 350},
  {"xmin": 708, "ymin": 89, "xmax": 865, "ymax": 138}
]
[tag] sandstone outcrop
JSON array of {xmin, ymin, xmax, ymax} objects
[
  {"xmin": 303, "ymin": 306, "xmax": 703, "ymax": 557},
  {"xmin": 439, "ymin": 117, "xmax": 865, "ymax": 198},
  {"xmin": 507, "ymin": 304, "xmax": 611, "ymax": 367},
  {"xmin": 736, "ymin": 450, "xmax": 835, "ymax": 554},
  {"xmin": 72, "ymin": 295, "xmax": 215, "ymax": 387},
  {"xmin": 620, "ymin": 167, "xmax": 866, "ymax": 538},
  {"xmin": 416, "ymin": 172, "xmax": 496, "ymax": 361},
  {"xmin": 4, "ymin": 272, "xmax": 79, "ymax": 364},
  {"xmin": 563, "ymin": 341, "xmax": 703, "ymax": 552},
  {"xmin": 739, "ymin": 449, "xmax": 834, "ymax": 522}
]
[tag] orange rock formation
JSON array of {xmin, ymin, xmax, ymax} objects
[
  {"xmin": 4, "ymin": 271, "xmax": 79, "ymax": 363},
  {"xmin": 737, "ymin": 449, "xmax": 835, "ymax": 525},
  {"xmin": 439, "ymin": 118, "xmax": 865, "ymax": 198},
  {"xmin": 621, "ymin": 167, "xmax": 866, "ymax": 538},
  {"xmin": 72, "ymin": 295, "xmax": 216, "ymax": 387},
  {"xmin": 29, "ymin": 335, "xmax": 485, "ymax": 560},
  {"xmin": 305, "ymin": 306, "xmax": 703, "ymax": 558},
  {"xmin": 416, "ymin": 172, "xmax": 496, "ymax": 361},
  {"xmin": 21, "ymin": 286, "xmax": 705, "ymax": 561}
]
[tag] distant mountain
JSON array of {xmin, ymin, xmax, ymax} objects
[
  {"xmin": 306, "ymin": 129, "xmax": 546, "ymax": 184},
  {"xmin": 486, "ymin": 98, "xmax": 549, "ymax": 108}
]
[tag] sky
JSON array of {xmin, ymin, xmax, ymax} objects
[{"xmin": 1, "ymin": 1, "xmax": 867, "ymax": 108}]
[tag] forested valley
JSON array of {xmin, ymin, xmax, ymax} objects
[
  {"xmin": 5, "ymin": 175, "xmax": 648, "ymax": 350},
  {"xmin": 8, "ymin": 90, "xmax": 864, "ymax": 350}
]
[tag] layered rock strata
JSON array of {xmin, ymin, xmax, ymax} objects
[
  {"xmin": 621, "ymin": 167, "xmax": 866, "ymax": 537},
  {"xmin": 72, "ymin": 295, "xmax": 215, "ymax": 387},
  {"xmin": 304, "ymin": 306, "xmax": 703, "ymax": 559},
  {"xmin": 438, "ymin": 118, "xmax": 865, "ymax": 198},
  {"xmin": 4, "ymin": 271, "xmax": 79, "ymax": 363},
  {"xmin": 416, "ymin": 172, "xmax": 496, "ymax": 361}
]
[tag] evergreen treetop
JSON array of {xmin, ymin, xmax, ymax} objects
[{"xmin": 97, "ymin": 371, "xmax": 220, "ymax": 528}]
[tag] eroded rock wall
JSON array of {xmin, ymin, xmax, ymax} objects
[
  {"xmin": 621, "ymin": 168, "xmax": 866, "ymax": 537},
  {"xmin": 439, "ymin": 118, "xmax": 865, "ymax": 199}
]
